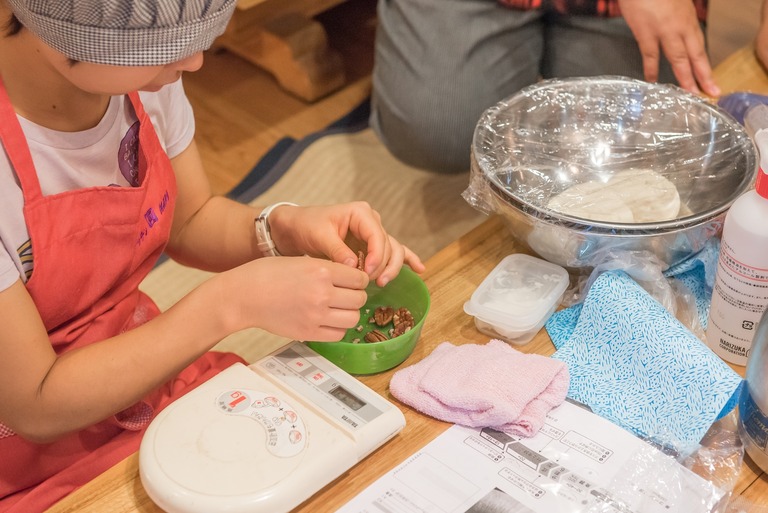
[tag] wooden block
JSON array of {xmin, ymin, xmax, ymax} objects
[
  {"xmin": 232, "ymin": 0, "xmax": 347, "ymax": 27},
  {"xmin": 219, "ymin": 11, "xmax": 346, "ymax": 102}
]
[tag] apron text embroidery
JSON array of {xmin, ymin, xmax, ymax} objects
[{"xmin": 136, "ymin": 190, "xmax": 170, "ymax": 246}]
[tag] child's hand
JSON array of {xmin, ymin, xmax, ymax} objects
[
  {"xmin": 221, "ymin": 256, "xmax": 369, "ymax": 342},
  {"xmin": 266, "ymin": 202, "xmax": 426, "ymax": 286}
]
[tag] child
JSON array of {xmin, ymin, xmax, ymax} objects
[{"xmin": 0, "ymin": 1, "xmax": 425, "ymax": 510}]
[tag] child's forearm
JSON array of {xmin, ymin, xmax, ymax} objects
[
  {"xmin": 3, "ymin": 274, "xmax": 239, "ymax": 443},
  {"xmin": 166, "ymin": 140, "xmax": 266, "ymax": 271},
  {"xmin": 166, "ymin": 195, "xmax": 264, "ymax": 272}
]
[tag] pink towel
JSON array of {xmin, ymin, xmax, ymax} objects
[{"xmin": 390, "ymin": 340, "xmax": 570, "ymax": 437}]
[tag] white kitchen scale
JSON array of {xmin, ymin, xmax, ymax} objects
[{"xmin": 139, "ymin": 341, "xmax": 406, "ymax": 513}]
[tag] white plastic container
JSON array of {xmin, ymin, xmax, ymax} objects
[
  {"xmin": 706, "ymin": 106, "xmax": 768, "ymax": 365},
  {"xmin": 463, "ymin": 254, "xmax": 569, "ymax": 345}
]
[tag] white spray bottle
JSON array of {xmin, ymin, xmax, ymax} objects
[{"xmin": 705, "ymin": 104, "xmax": 768, "ymax": 366}]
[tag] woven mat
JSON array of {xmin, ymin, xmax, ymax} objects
[{"xmin": 140, "ymin": 115, "xmax": 485, "ymax": 362}]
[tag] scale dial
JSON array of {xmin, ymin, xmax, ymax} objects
[{"xmin": 151, "ymin": 388, "xmax": 308, "ymax": 496}]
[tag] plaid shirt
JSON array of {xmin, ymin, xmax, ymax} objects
[{"xmin": 498, "ymin": 0, "xmax": 708, "ymax": 22}]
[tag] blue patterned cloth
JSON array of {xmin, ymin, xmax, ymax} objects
[{"xmin": 546, "ymin": 269, "xmax": 743, "ymax": 451}]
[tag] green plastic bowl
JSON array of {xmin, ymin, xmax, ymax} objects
[{"xmin": 306, "ymin": 266, "xmax": 430, "ymax": 375}]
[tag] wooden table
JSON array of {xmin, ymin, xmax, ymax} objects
[
  {"xmin": 45, "ymin": 216, "xmax": 768, "ymax": 512},
  {"xmin": 47, "ymin": 46, "xmax": 768, "ymax": 512}
]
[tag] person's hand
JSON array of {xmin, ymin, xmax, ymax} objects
[
  {"xmin": 220, "ymin": 256, "xmax": 369, "ymax": 342},
  {"xmin": 619, "ymin": 0, "xmax": 720, "ymax": 97},
  {"xmin": 755, "ymin": 0, "xmax": 768, "ymax": 71},
  {"xmin": 266, "ymin": 202, "xmax": 426, "ymax": 287}
]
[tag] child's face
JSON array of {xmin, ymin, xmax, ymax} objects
[{"xmin": 36, "ymin": 36, "xmax": 204, "ymax": 94}]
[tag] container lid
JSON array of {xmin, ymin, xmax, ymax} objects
[{"xmin": 463, "ymin": 254, "xmax": 569, "ymax": 331}]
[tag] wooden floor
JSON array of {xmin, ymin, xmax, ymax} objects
[
  {"xmin": 184, "ymin": 0, "xmax": 766, "ymax": 196},
  {"xmin": 183, "ymin": 0, "xmax": 377, "ymax": 196}
]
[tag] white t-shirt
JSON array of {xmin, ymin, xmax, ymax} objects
[{"xmin": 0, "ymin": 79, "xmax": 195, "ymax": 293}]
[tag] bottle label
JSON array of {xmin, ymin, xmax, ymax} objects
[
  {"xmin": 740, "ymin": 386, "xmax": 768, "ymax": 451},
  {"xmin": 706, "ymin": 238, "xmax": 768, "ymax": 365}
]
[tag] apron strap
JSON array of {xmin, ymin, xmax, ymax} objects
[
  {"xmin": 127, "ymin": 91, "xmax": 163, "ymax": 186},
  {"xmin": 0, "ymin": 77, "xmax": 44, "ymax": 202}
]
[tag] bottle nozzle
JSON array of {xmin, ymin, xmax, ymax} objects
[{"xmin": 754, "ymin": 129, "xmax": 768, "ymax": 199}]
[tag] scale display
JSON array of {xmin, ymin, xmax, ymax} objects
[
  {"xmin": 139, "ymin": 341, "xmax": 405, "ymax": 513},
  {"xmin": 330, "ymin": 385, "xmax": 366, "ymax": 411}
]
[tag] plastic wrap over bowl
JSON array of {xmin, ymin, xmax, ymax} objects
[{"xmin": 465, "ymin": 76, "xmax": 758, "ymax": 271}]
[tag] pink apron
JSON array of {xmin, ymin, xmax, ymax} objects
[{"xmin": 0, "ymin": 80, "xmax": 243, "ymax": 512}]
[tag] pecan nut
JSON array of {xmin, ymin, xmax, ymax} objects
[
  {"xmin": 357, "ymin": 250, "xmax": 365, "ymax": 271},
  {"xmin": 392, "ymin": 307, "xmax": 415, "ymax": 336},
  {"xmin": 364, "ymin": 329, "xmax": 389, "ymax": 343},
  {"xmin": 373, "ymin": 306, "xmax": 394, "ymax": 326}
]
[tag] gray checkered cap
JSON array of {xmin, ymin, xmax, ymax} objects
[{"xmin": 7, "ymin": 0, "xmax": 238, "ymax": 66}]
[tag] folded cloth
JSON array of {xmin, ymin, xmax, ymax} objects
[
  {"xmin": 389, "ymin": 340, "xmax": 569, "ymax": 436},
  {"xmin": 546, "ymin": 270, "xmax": 743, "ymax": 451}
]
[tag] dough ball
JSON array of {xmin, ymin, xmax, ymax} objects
[
  {"xmin": 607, "ymin": 169, "xmax": 681, "ymax": 223},
  {"xmin": 546, "ymin": 169, "xmax": 680, "ymax": 223},
  {"xmin": 547, "ymin": 180, "xmax": 635, "ymax": 223}
]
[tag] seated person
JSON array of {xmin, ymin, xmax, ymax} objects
[{"xmin": 370, "ymin": 0, "xmax": 718, "ymax": 173}]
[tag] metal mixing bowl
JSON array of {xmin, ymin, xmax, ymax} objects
[{"xmin": 469, "ymin": 76, "xmax": 758, "ymax": 271}]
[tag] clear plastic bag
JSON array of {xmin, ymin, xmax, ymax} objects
[
  {"xmin": 579, "ymin": 411, "xmax": 745, "ymax": 513},
  {"xmin": 718, "ymin": 91, "xmax": 768, "ymax": 126}
]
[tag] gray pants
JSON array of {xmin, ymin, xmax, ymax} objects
[{"xmin": 370, "ymin": 0, "xmax": 685, "ymax": 173}]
